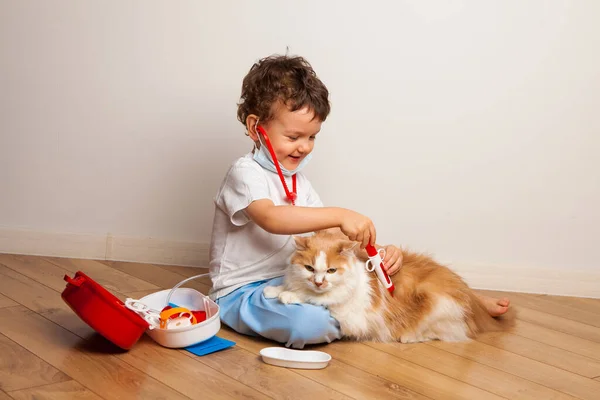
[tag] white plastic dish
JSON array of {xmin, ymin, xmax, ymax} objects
[
  {"xmin": 259, "ymin": 347, "xmax": 331, "ymax": 369},
  {"xmin": 139, "ymin": 288, "xmax": 220, "ymax": 348}
]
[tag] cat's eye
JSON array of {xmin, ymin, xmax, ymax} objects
[
  {"xmin": 327, "ymin": 268, "xmax": 337, "ymax": 274},
  {"xmin": 305, "ymin": 265, "xmax": 314, "ymax": 272}
]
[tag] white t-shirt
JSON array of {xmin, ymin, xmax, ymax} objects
[{"xmin": 208, "ymin": 152, "xmax": 324, "ymax": 300}]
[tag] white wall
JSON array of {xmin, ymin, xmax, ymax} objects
[{"xmin": 1, "ymin": 2, "xmax": 599, "ymax": 279}]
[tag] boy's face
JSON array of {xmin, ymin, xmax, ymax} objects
[{"xmin": 249, "ymin": 103, "xmax": 322, "ymax": 171}]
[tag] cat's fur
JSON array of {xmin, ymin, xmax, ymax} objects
[{"xmin": 264, "ymin": 229, "xmax": 515, "ymax": 343}]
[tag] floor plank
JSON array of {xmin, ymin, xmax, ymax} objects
[
  {"xmin": 323, "ymin": 341, "xmax": 504, "ymax": 400},
  {"xmin": 479, "ymin": 290, "xmax": 600, "ymax": 328},
  {"xmin": 0, "ymin": 254, "xmax": 83, "ymax": 292},
  {"xmin": 516, "ymin": 306, "xmax": 600, "ymax": 343},
  {"xmin": 43, "ymin": 256, "xmax": 159, "ymax": 293},
  {"xmin": 0, "ymin": 264, "xmax": 97, "ymax": 339},
  {"xmin": 119, "ymin": 289, "xmax": 163, "ymax": 301},
  {"xmin": 477, "ymin": 290, "xmax": 600, "ymax": 344},
  {"xmin": 477, "ymin": 329, "xmax": 600, "ymax": 378},
  {"xmin": 108, "ymin": 336, "xmax": 268, "ymax": 400},
  {"xmin": 102, "ymin": 260, "xmax": 211, "ymax": 295},
  {"xmin": 154, "ymin": 264, "xmax": 209, "ymax": 279},
  {"xmin": 0, "ymin": 333, "xmax": 70, "ymax": 392},
  {"xmin": 8, "ymin": 380, "xmax": 102, "ymax": 400},
  {"xmin": 539, "ymin": 295, "xmax": 600, "ymax": 315},
  {"xmin": 153, "ymin": 263, "xmax": 212, "ymax": 289},
  {"xmin": 0, "ymin": 294, "xmax": 17, "ymax": 309},
  {"xmin": 368, "ymin": 341, "xmax": 576, "ymax": 400},
  {"xmin": 0, "ymin": 254, "xmax": 138, "ymax": 307},
  {"xmin": 430, "ymin": 338, "xmax": 600, "ymax": 400},
  {"xmin": 0, "ymin": 306, "xmax": 189, "ymax": 400},
  {"xmin": 512, "ymin": 320, "xmax": 600, "ymax": 362},
  {"xmin": 0, "ymin": 260, "xmax": 271, "ymax": 400},
  {"xmin": 0, "ymin": 262, "xmax": 75, "ymax": 314},
  {"xmin": 3, "ymin": 253, "xmax": 599, "ymax": 400},
  {"xmin": 215, "ymin": 327, "xmax": 431, "ymax": 400},
  {"xmin": 195, "ymin": 345, "xmax": 351, "ymax": 400}
]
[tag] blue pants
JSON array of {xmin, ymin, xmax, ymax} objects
[{"xmin": 215, "ymin": 277, "xmax": 342, "ymax": 349}]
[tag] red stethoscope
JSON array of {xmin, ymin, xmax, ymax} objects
[
  {"xmin": 256, "ymin": 125, "xmax": 297, "ymax": 205},
  {"xmin": 255, "ymin": 124, "xmax": 394, "ymax": 295}
]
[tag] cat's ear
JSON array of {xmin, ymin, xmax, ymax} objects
[
  {"xmin": 338, "ymin": 240, "xmax": 358, "ymax": 257},
  {"xmin": 294, "ymin": 236, "xmax": 309, "ymax": 251}
]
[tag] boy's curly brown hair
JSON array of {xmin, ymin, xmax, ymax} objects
[{"xmin": 237, "ymin": 54, "xmax": 331, "ymax": 126}]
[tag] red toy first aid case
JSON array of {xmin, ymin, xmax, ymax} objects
[
  {"xmin": 61, "ymin": 270, "xmax": 221, "ymax": 350},
  {"xmin": 61, "ymin": 271, "xmax": 149, "ymax": 349}
]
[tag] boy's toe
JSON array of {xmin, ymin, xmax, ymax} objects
[{"xmin": 498, "ymin": 297, "xmax": 510, "ymax": 307}]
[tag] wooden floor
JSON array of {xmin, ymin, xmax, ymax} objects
[{"xmin": 0, "ymin": 254, "xmax": 599, "ymax": 399}]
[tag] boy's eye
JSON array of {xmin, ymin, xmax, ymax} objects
[
  {"xmin": 288, "ymin": 136, "xmax": 299, "ymax": 141},
  {"xmin": 327, "ymin": 268, "xmax": 337, "ymax": 274},
  {"xmin": 310, "ymin": 136, "xmax": 316, "ymax": 141},
  {"xmin": 305, "ymin": 265, "xmax": 314, "ymax": 272}
]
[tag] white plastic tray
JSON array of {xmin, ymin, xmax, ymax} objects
[
  {"xmin": 259, "ymin": 347, "xmax": 331, "ymax": 369},
  {"xmin": 139, "ymin": 288, "xmax": 220, "ymax": 348}
]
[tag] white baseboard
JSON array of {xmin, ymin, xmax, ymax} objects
[
  {"xmin": 106, "ymin": 234, "xmax": 209, "ymax": 267},
  {"xmin": 0, "ymin": 227, "xmax": 209, "ymax": 267},
  {"xmin": 0, "ymin": 228, "xmax": 107, "ymax": 260},
  {"xmin": 0, "ymin": 227, "xmax": 598, "ymax": 298},
  {"xmin": 449, "ymin": 263, "xmax": 600, "ymax": 299}
]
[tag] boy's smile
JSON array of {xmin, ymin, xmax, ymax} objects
[{"xmin": 249, "ymin": 102, "xmax": 322, "ymax": 172}]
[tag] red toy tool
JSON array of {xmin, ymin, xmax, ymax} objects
[
  {"xmin": 256, "ymin": 125, "xmax": 297, "ymax": 205},
  {"xmin": 365, "ymin": 244, "xmax": 395, "ymax": 296}
]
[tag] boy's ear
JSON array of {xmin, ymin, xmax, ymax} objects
[
  {"xmin": 294, "ymin": 236, "xmax": 309, "ymax": 251},
  {"xmin": 338, "ymin": 240, "xmax": 358, "ymax": 257},
  {"xmin": 246, "ymin": 114, "xmax": 260, "ymax": 141}
]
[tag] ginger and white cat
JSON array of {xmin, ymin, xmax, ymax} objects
[{"xmin": 264, "ymin": 229, "xmax": 514, "ymax": 343}]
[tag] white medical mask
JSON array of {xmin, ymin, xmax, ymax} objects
[{"xmin": 252, "ymin": 124, "xmax": 312, "ymax": 177}]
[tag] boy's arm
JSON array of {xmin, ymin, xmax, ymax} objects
[{"xmin": 246, "ymin": 199, "xmax": 376, "ymax": 248}]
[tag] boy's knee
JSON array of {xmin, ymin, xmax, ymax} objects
[{"xmin": 284, "ymin": 306, "xmax": 341, "ymax": 349}]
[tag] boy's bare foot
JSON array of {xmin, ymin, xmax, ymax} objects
[{"xmin": 477, "ymin": 294, "xmax": 510, "ymax": 317}]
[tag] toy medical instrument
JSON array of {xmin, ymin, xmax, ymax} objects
[
  {"xmin": 365, "ymin": 244, "xmax": 395, "ymax": 296},
  {"xmin": 256, "ymin": 125, "xmax": 297, "ymax": 204},
  {"xmin": 124, "ymin": 300, "xmax": 201, "ymax": 330},
  {"xmin": 123, "ymin": 272, "xmax": 214, "ymax": 330}
]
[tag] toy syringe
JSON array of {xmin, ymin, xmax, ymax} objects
[{"xmin": 365, "ymin": 244, "xmax": 395, "ymax": 296}]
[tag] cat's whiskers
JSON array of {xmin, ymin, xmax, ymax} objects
[{"xmin": 271, "ymin": 229, "xmax": 516, "ymax": 343}]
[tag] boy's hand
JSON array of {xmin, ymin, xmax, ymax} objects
[
  {"xmin": 339, "ymin": 210, "xmax": 376, "ymax": 249},
  {"xmin": 382, "ymin": 245, "xmax": 403, "ymax": 275}
]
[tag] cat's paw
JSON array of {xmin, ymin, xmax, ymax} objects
[
  {"xmin": 263, "ymin": 285, "xmax": 283, "ymax": 299},
  {"xmin": 400, "ymin": 332, "xmax": 426, "ymax": 344},
  {"xmin": 278, "ymin": 291, "xmax": 302, "ymax": 305}
]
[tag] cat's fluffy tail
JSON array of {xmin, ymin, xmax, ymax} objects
[{"xmin": 468, "ymin": 292, "xmax": 517, "ymax": 335}]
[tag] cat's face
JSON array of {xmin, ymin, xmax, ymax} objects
[{"xmin": 289, "ymin": 233, "xmax": 357, "ymax": 294}]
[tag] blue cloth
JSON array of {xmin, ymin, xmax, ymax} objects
[
  {"xmin": 184, "ymin": 335, "xmax": 235, "ymax": 356},
  {"xmin": 167, "ymin": 302, "xmax": 236, "ymax": 356},
  {"xmin": 215, "ymin": 276, "xmax": 342, "ymax": 349}
]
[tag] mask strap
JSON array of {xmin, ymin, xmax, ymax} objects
[{"xmin": 256, "ymin": 125, "xmax": 297, "ymax": 205}]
